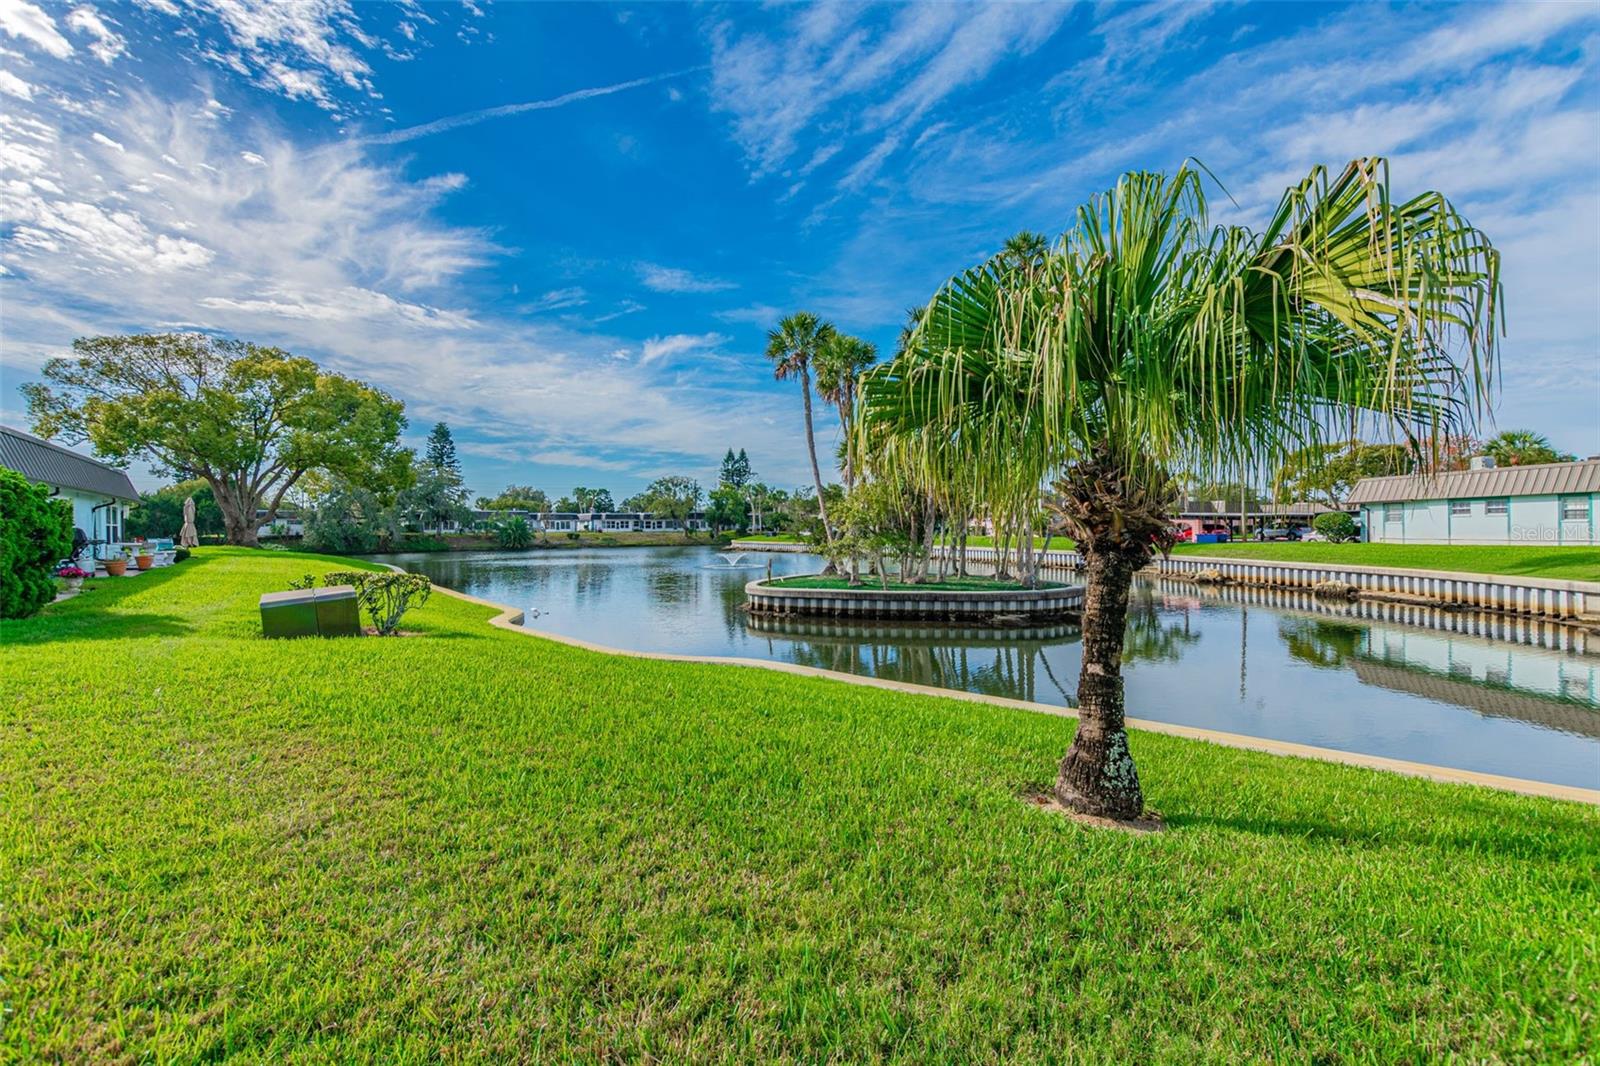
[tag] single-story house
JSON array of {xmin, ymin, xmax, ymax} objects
[
  {"xmin": 0, "ymin": 424, "xmax": 139, "ymax": 560},
  {"xmin": 255, "ymin": 509, "xmax": 305, "ymax": 538},
  {"xmin": 1347, "ymin": 457, "xmax": 1599, "ymax": 545},
  {"xmin": 1172, "ymin": 499, "xmax": 1353, "ymax": 538}
]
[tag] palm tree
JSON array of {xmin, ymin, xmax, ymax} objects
[
  {"xmin": 1483, "ymin": 429, "xmax": 1571, "ymax": 466},
  {"xmin": 766, "ymin": 312, "xmax": 838, "ymax": 543},
  {"xmin": 999, "ymin": 230, "xmax": 1050, "ymax": 275},
  {"xmin": 862, "ymin": 159, "xmax": 1499, "ymax": 819},
  {"xmin": 815, "ymin": 332, "xmax": 878, "ymax": 489}
]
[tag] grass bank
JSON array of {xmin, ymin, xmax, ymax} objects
[
  {"xmin": 1171, "ymin": 542, "xmax": 1600, "ymax": 582},
  {"xmin": 765, "ymin": 575, "xmax": 1062, "ymax": 592},
  {"xmin": 3, "ymin": 549, "xmax": 1595, "ymax": 1060}
]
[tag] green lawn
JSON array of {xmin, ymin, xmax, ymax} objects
[
  {"xmin": 765, "ymin": 575, "xmax": 1062, "ymax": 592},
  {"xmin": 732, "ymin": 533, "xmax": 807, "ymax": 543},
  {"xmin": 1172, "ymin": 541, "xmax": 1600, "ymax": 581},
  {"xmin": 2, "ymin": 549, "xmax": 1595, "ymax": 1061}
]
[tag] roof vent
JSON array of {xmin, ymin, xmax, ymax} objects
[{"xmin": 1469, "ymin": 455, "xmax": 1496, "ymax": 470}]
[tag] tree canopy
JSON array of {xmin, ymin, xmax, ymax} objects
[
  {"xmin": 636, "ymin": 475, "xmax": 702, "ymax": 534},
  {"xmin": 24, "ymin": 334, "xmax": 410, "ymax": 546},
  {"xmin": 861, "ymin": 158, "xmax": 1500, "ymax": 819},
  {"xmin": 1483, "ymin": 429, "xmax": 1574, "ymax": 467}
]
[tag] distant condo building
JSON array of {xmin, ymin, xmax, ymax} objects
[{"xmin": 1348, "ymin": 457, "xmax": 1599, "ymax": 545}]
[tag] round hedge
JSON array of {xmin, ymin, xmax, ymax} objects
[
  {"xmin": 1312, "ymin": 511, "xmax": 1359, "ymax": 543},
  {"xmin": 0, "ymin": 467, "xmax": 75, "ymax": 618}
]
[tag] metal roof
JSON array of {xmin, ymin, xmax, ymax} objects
[
  {"xmin": 0, "ymin": 425, "xmax": 139, "ymax": 501},
  {"xmin": 1347, "ymin": 460, "xmax": 1600, "ymax": 504}
]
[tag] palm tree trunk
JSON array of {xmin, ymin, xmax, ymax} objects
[
  {"xmin": 800, "ymin": 364, "xmax": 834, "ymax": 542},
  {"xmin": 1055, "ymin": 541, "xmax": 1143, "ymax": 818}
]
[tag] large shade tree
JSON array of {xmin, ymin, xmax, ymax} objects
[
  {"xmin": 766, "ymin": 312, "xmax": 837, "ymax": 543},
  {"xmin": 25, "ymin": 334, "xmax": 411, "ymax": 547},
  {"xmin": 862, "ymin": 159, "xmax": 1500, "ymax": 819}
]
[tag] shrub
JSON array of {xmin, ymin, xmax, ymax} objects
[
  {"xmin": 1313, "ymin": 511, "xmax": 1359, "ymax": 542},
  {"xmin": 497, "ymin": 516, "xmax": 533, "ymax": 549},
  {"xmin": 0, "ymin": 468, "xmax": 74, "ymax": 619},
  {"xmin": 174, "ymin": 547, "xmax": 191, "ymax": 562},
  {"xmin": 323, "ymin": 570, "xmax": 432, "ymax": 635}
]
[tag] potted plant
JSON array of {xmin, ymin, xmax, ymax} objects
[
  {"xmin": 103, "ymin": 555, "xmax": 127, "ymax": 576},
  {"xmin": 56, "ymin": 564, "xmax": 89, "ymax": 591},
  {"xmin": 135, "ymin": 549, "xmax": 155, "ymax": 570}
]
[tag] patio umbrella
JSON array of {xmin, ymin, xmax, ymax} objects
[{"xmin": 179, "ymin": 496, "xmax": 200, "ymax": 547}]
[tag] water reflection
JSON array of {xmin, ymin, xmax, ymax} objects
[{"xmin": 375, "ymin": 546, "xmax": 1600, "ymax": 788}]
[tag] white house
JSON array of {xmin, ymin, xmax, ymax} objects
[
  {"xmin": 0, "ymin": 425, "xmax": 139, "ymax": 561},
  {"xmin": 1348, "ymin": 458, "xmax": 1599, "ymax": 545}
]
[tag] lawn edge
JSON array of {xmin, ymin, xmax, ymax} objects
[{"xmin": 389, "ymin": 563, "xmax": 1600, "ymax": 808}]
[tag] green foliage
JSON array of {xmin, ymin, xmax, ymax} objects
[
  {"xmin": 323, "ymin": 569, "xmax": 432, "ymax": 635},
  {"xmin": 497, "ymin": 516, "xmax": 533, "ymax": 549},
  {"xmin": 1483, "ymin": 429, "xmax": 1574, "ymax": 467},
  {"xmin": 23, "ymin": 333, "xmax": 411, "ymax": 545},
  {"xmin": 303, "ymin": 483, "xmax": 386, "ymax": 554},
  {"xmin": 478, "ymin": 484, "xmax": 548, "ymax": 513},
  {"xmin": 561, "ymin": 487, "xmax": 613, "ymax": 513},
  {"xmin": 399, "ymin": 463, "xmax": 471, "ymax": 533},
  {"xmin": 424, "ymin": 422, "xmax": 462, "ymax": 479},
  {"xmin": 636, "ymin": 475, "xmax": 702, "ymax": 534},
  {"xmin": 704, "ymin": 484, "xmax": 749, "ymax": 533},
  {"xmin": 1312, "ymin": 511, "xmax": 1359, "ymax": 542},
  {"xmin": 2, "ymin": 548, "xmax": 1595, "ymax": 1061},
  {"xmin": 0, "ymin": 468, "xmax": 74, "ymax": 619},
  {"xmin": 173, "ymin": 547, "xmax": 190, "ymax": 562},
  {"xmin": 1275, "ymin": 441, "xmax": 1412, "ymax": 507},
  {"xmin": 126, "ymin": 480, "xmax": 225, "ymax": 540},
  {"xmin": 718, "ymin": 448, "xmax": 754, "ymax": 489}
]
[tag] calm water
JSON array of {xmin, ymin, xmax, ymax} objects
[{"xmin": 377, "ymin": 545, "xmax": 1600, "ymax": 789}]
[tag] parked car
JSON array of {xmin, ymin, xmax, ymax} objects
[{"xmin": 1257, "ymin": 526, "xmax": 1301, "ymax": 541}]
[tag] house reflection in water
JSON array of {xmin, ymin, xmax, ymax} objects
[{"xmin": 1279, "ymin": 617, "xmax": 1600, "ymax": 740}]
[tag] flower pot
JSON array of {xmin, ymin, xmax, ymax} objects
[
  {"xmin": 103, "ymin": 558, "xmax": 127, "ymax": 576},
  {"xmin": 63, "ymin": 577, "xmax": 84, "ymax": 592},
  {"xmin": 135, "ymin": 553, "xmax": 154, "ymax": 570}
]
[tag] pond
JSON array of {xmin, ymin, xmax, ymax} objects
[{"xmin": 375, "ymin": 545, "xmax": 1600, "ymax": 789}]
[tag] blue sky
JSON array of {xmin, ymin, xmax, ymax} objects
[{"xmin": 2, "ymin": 0, "xmax": 1597, "ymax": 500}]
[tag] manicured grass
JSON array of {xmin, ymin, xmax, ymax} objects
[
  {"xmin": 765, "ymin": 574, "xmax": 1062, "ymax": 592},
  {"xmin": 2, "ymin": 549, "xmax": 1595, "ymax": 1061},
  {"xmin": 732, "ymin": 533, "xmax": 806, "ymax": 543},
  {"xmin": 1172, "ymin": 541, "xmax": 1600, "ymax": 581},
  {"xmin": 940, "ymin": 534, "xmax": 1076, "ymax": 550}
]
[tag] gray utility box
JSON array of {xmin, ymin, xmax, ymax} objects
[{"xmin": 260, "ymin": 585, "xmax": 361, "ymax": 639}]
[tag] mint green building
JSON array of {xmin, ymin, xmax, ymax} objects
[{"xmin": 1348, "ymin": 459, "xmax": 1599, "ymax": 546}]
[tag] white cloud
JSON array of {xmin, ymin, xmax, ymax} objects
[
  {"xmin": 0, "ymin": 0, "xmax": 73, "ymax": 58},
  {"xmin": 90, "ymin": 130, "xmax": 123, "ymax": 151},
  {"xmin": 66, "ymin": 5, "xmax": 126, "ymax": 64},
  {"xmin": 639, "ymin": 332, "xmax": 727, "ymax": 365},
  {"xmin": 637, "ymin": 262, "xmax": 736, "ymax": 293},
  {"xmin": 0, "ymin": 69, "xmax": 33, "ymax": 99}
]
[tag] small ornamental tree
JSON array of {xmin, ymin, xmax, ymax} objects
[
  {"xmin": 24, "ymin": 333, "xmax": 411, "ymax": 547},
  {"xmin": 1312, "ymin": 511, "xmax": 1359, "ymax": 543},
  {"xmin": 0, "ymin": 468, "xmax": 74, "ymax": 619},
  {"xmin": 324, "ymin": 571, "xmax": 432, "ymax": 635}
]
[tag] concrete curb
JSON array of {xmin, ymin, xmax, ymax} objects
[{"xmin": 393, "ymin": 566, "xmax": 1600, "ymax": 808}]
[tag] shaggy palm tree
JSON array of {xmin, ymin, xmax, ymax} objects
[
  {"xmin": 862, "ymin": 159, "xmax": 1500, "ymax": 819},
  {"xmin": 767, "ymin": 312, "xmax": 838, "ymax": 542},
  {"xmin": 815, "ymin": 332, "xmax": 878, "ymax": 489},
  {"xmin": 1483, "ymin": 429, "xmax": 1571, "ymax": 466}
]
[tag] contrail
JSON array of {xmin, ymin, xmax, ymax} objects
[{"xmin": 354, "ymin": 67, "xmax": 705, "ymax": 147}]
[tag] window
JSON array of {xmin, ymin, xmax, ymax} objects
[
  {"xmin": 1384, "ymin": 505, "xmax": 1402, "ymax": 523},
  {"xmin": 1450, "ymin": 500, "xmax": 1471, "ymax": 517},
  {"xmin": 1485, "ymin": 498, "xmax": 1509, "ymax": 516},
  {"xmin": 1561, "ymin": 497, "xmax": 1588, "ymax": 521}
]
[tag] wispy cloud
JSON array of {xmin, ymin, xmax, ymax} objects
[
  {"xmin": 0, "ymin": 0, "xmax": 74, "ymax": 58},
  {"xmin": 637, "ymin": 262, "xmax": 736, "ymax": 293},
  {"xmin": 355, "ymin": 68, "xmax": 703, "ymax": 146},
  {"xmin": 639, "ymin": 332, "xmax": 727, "ymax": 365}
]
